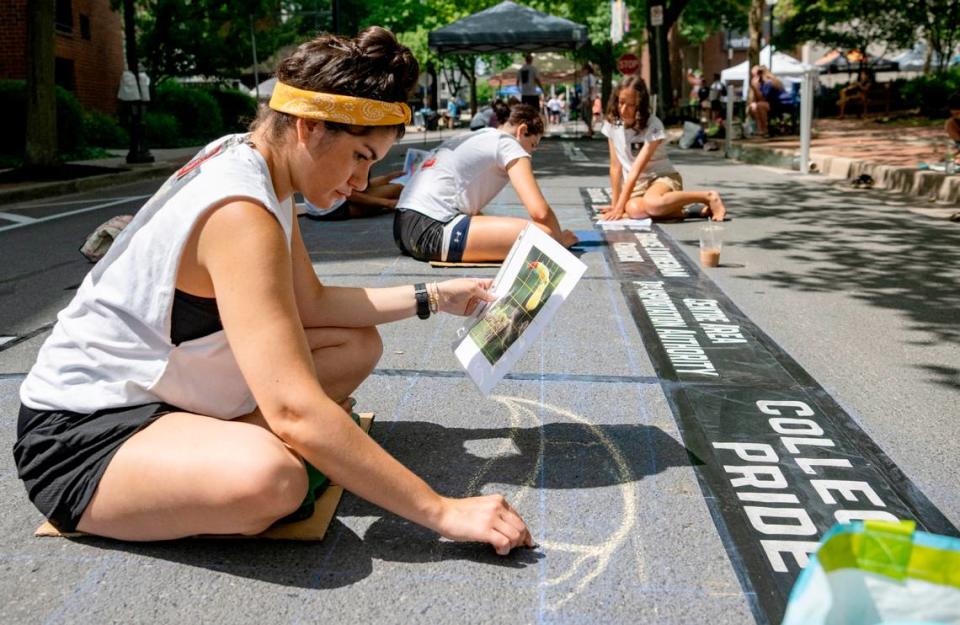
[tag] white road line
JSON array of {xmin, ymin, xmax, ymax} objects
[
  {"xmin": 561, "ymin": 142, "xmax": 589, "ymax": 162},
  {"xmin": 0, "ymin": 195, "xmax": 151, "ymax": 234},
  {"xmin": 0, "ymin": 212, "xmax": 39, "ymax": 224}
]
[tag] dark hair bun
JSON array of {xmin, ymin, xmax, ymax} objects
[
  {"xmin": 354, "ymin": 27, "xmax": 419, "ymax": 102},
  {"xmin": 275, "ymin": 27, "xmax": 419, "ymax": 104}
]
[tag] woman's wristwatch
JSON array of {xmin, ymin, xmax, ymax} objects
[{"xmin": 414, "ymin": 283, "xmax": 430, "ymax": 319}]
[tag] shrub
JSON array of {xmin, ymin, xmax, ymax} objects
[
  {"xmin": 815, "ymin": 83, "xmax": 844, "ymax": 117},
  {"xmin": 152, "ymin": 81, "xmax": 223, "ymax": 143},
  {"xmin": 83, "ymin": 110, "xmax": 128, "ymax": 148},
  {"xmin": 900, "ymin": 69, "xmax": 960, "ymax": 117},
  {"xmin": 0, "ymin": 79, "xmax": 84, "ymax": 156},
  {"xmin": 56, "ymin": 87, "xmax": 85, "ymax": 153},
  {"xmin": 144, "ymin": 111, "xmax": 181, "ymax": 147},
  {"xmin": 208, "ymin": 88, "xmax": 257, "ymax": 133}
]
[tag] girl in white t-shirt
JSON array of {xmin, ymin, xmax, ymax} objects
[
  {"xmin": 394, "ymin": 104, "xmax": 577, "ymax": 262},
  {"xmin": 599, "ymin": 75, "xmax": 727, "ymax": 222},
  {"xmin": 14, "ymin": 28, "xmax": 533, "ymax": 554}
]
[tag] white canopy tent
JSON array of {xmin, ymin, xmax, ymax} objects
[
  {"xmin": 720, "ymin": 46, "xmax": 815, "ymax": 83},
  {"xmin": 253, "ymin": 77, "xmax": 277, "ymax": 100},
  {"xmin": 719, "ymin": 46, "xmax": 818, "ymax": 176}
]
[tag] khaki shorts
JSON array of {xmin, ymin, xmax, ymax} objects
[{"xmin": 629, "ymin": 172, "xmax": 684, "ymax": 198}]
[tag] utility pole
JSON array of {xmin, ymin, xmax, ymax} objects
[{"xmin": 650, "ymin": 4, "xmax": 669, "ymax": 119}]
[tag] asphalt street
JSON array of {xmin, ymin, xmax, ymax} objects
[{"xmin": 0, "ymin": 134, "xmax": 957, "ymax": 624}]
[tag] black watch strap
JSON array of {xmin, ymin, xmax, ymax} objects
[{"xmin": 414, "ymin": 283, "xmax": 430, "ymax": 319}]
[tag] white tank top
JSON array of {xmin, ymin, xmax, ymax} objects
[{"xmin": 20, "ymin": 134, "xmax": 293, "ymax": 419}]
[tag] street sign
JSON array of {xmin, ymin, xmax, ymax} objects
[
  {"xmin": 617, "ymin": 53, "xmax": 640, "ymax": 75},
  {"xmin": 650, "ymin": 5, "xmax": 664, "ymax": 27}
]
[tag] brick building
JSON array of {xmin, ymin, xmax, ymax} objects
[
  {"xmin": 635, "ymin": 31, "xmax": 752, "ymax": 107},
  {"xmin": 0, "ymin": 0, "xmax": 124, "ymax": 113}
]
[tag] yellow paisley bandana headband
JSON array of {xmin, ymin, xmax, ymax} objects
[{"xmin": 269, "ymin": 82, "xmax": 412, "ymax": 126}]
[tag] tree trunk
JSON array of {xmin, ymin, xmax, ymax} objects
[
  {"xmin": 647, "ymin": 21, "xmax": 672, "ymax": 118},
  {"xmin": 748, "ymin": 0, "xmax": 763, "ymax": 68},
  {"xmin": 600, "ymin": 64, "xmax": 613, "ymax": 114},
  {"xmin": 669, "ymin": 22, "xmax": 683, "ymax": 108},
  {"xmin": 649, "ymin": 0, "xmax": 691, "ymax": 120},
  {"xmin": 25, "ymin": 0, "xmax": 58, "ymax": 168}
]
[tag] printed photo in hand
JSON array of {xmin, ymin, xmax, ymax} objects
[{"xmin": 468, "ymin": 247, "xmax": 566, "ymax": 365}]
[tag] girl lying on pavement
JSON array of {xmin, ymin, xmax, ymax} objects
[{"xmin": 14, "ymin": 27, "xmax": 533, "ymax": 555}]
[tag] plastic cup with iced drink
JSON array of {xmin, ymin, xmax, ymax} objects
[{"xmin": 699, "ymin": 223, "xmax": 724, "ymax": 267}]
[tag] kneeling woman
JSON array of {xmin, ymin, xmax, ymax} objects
[
  {"xmin": 599, "ymin": 76, "xmax": 727, "ymax": 222},
  {"xmin": 13, "ymin": 28, "xmax": 532, "ymax": 555},
  {"xmin": 393, "ymin": 104, "xmax": 578, "ymax": 263}
]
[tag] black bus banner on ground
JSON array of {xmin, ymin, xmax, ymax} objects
[{"xmin": 580, "ymin": 188, "xmax": 958, "ymax": 625}]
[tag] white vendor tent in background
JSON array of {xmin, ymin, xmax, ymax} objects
[
  {"xmin": 720, "ymin": 46, "xmax": 815, "ymax": 83},
  {"xmin": 253, "ymin": 77, "xmax": 277, "ymax": 100}
]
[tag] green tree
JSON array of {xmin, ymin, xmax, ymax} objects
[
  {"xmin": 776, "ymin": 0, "xmax": 912, "ymax": 69},
  {"xmin": 361, "ymin": 0, "xmax": 498, "ymax": 114},
  {"xmin": 678, "ymin": 0, "xmax": 748, "ymax": 46},
  {"xmin": 137, "ymin": 0, "xmax": 302, "ymax": 81},
  {"xmin": 906, "ymin": 0, "xmax": 960, "ymax": 73},
  {"xmin": 577, "ymin": 0, "xmax": 631, "ymax": 111}
]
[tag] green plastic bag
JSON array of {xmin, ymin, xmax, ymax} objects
[{"xmin": 781, "ymin": 520, "xmax": 960, "ymax": 625}]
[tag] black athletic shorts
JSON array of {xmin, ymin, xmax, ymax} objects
[
  {"xmin": 393, "ymin": 209, "xmax": 471, "ymax": 263},
  {"xmin": 304, "ymin": 201, "xmax": 351, "ymax": 222},
  {"xmin": 13, "ymin": 401, "xmax": 179, "ymax": 531}
]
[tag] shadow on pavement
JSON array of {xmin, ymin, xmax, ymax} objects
[
  {"xmin": 62, "ymin": 420, "xmax": 687, "ymax": 590},
  {"xmin": 668, "ymin": 167, "xmax": 960, "ymax": 391}
]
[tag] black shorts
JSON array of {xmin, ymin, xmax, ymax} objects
[
  {"xmin": 304, "ymin": 201, "xmax": 351, "ymax": 221},
  {"xmin": 13, "ymin": 401, "xmax": 178, "ymax": 531},
  {"xmin": 393, "ymin": 209, "xmax": 471, "ymax": 262}
]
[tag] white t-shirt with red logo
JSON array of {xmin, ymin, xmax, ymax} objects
[
  {"xmin": 20, "ymin": 134, "xmax": 291, "ymax": 418},
  {"xmin": 396, "ymin": 128, "xmax": 531, "ymax": 223}
]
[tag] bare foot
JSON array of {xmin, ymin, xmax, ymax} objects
[{"xmin": 706, "ymin": 192, "xmax": 727, "ymax": 221}]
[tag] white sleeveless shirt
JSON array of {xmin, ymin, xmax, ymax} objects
[{"xmin": 20, "ymin": 134, "xmax": 293, "ymax": 419}]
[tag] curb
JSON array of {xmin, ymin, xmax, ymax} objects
[
  {"xmin": 726, "ymin": 141, "xmax": 960, "ymax": 205},
  {"xmin": 0, "ymin": 163, "xmax": 181, "ymax": 205}
]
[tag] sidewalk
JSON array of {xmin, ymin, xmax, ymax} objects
[
  {"xmin": 726, "ymin": 117, "xmax": 960, "ymax": 205},
  {"xmin": 0, "ymin": 126, "xmax": 473, "ymax": 206},
  {"xmin": 0, "ymin": 147, "xmax": 199, "ymax": 206}
]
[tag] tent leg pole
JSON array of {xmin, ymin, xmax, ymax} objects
[
  {"xmin": 800, "ymin": 69, "xmax": 813, "ymax": 174},
  {"xmin": 725, "ymin": 84, "xmax": 734, "ymax": 158}
]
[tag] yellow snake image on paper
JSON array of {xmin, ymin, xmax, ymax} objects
[{"xmin": 524, "ymin": 261, "xmax": 551, "ymax": 311}]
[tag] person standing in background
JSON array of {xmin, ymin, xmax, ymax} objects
[
  {"xmin": 546, "ymin": 94, "xmax": 562, "ymax": 125},
  {"xmin": 708, "ymin": 73, "xmax": 725, "ymax": 115},
  {"xmin": 580, "ymin": 64, "xmax": 599, "ymax": 137},
  {"xmin": 517, "ymin": 53, "xmax": 544, "ymax": 110}
]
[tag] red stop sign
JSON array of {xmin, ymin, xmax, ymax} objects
[{"xmin": 617, "ymin": 53, "xmax": 639, "ymax": 75}]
